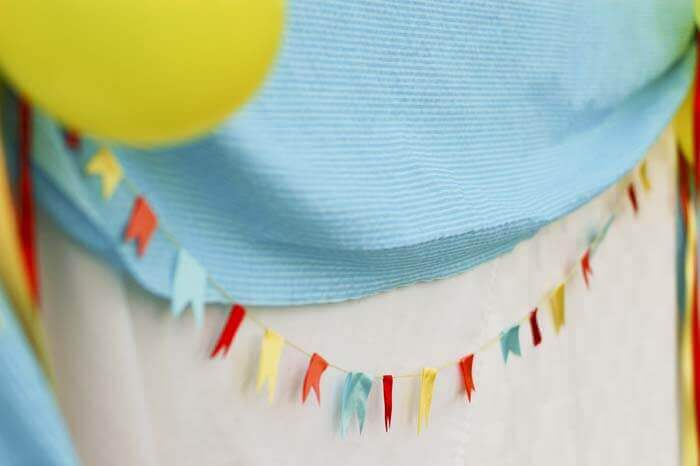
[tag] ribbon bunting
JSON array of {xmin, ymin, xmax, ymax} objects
[
  {"xmin": 17, "ymin": 98, "xmax": 39, "ymax": 304},
  {"xmin": 458, "ymin": 354, "xmax": 475, "ymax": 402},
  {"xmin": 124, "ymin": 196, "xmax": 158, "ymax": 256},
  {"xmin": 500, "ymin": 325, "xmax": 521, "ymax": 363},
  {"xmin": 627, "ymin": 183, "xmax": 639, "ymax": 214},
  {"xmin": 340, "ymin": 372, "xmax": 372, "ymax": 437},
  {"xmin": 581, "ymin": 249, "xmax": 593, "ymax": 289},
  {"xmin": 528, "ymin": 308, "xmax": 542, "ymax": 347},
  {"xmin": 210, "ymin": 304, "xmax": 246, "ymax": 358},
  {"xmin": 171, "ymin": 250, "xmax": 207, "ymax": 326},
  {"xmin": 63, "ymin": 129, "xmax": 81, "ymax": 150},
  {"xmin": 382, "ymin": 375, "xmax": 393, "ymax": 432},
  {"xmin": 418, "ymin": 368, "xmax": 437, "ymax": 434},
  {"xmin": 639, "ymin": 160, "xmax": 651, "ymax": 192},
  {"xmin": 302, "ymin": 353, "xmax": 329, "ymax": 405},
  {"xmin": 85, "ymin": 147, "xmax": 123, "ymax": 199},
  {"xmin": 257, "ymin": 329, "xmax": 285, "ymax": 403},
  {"xmin": 549, "ymin": 283, "xmax": 566, "ymax": 334}
]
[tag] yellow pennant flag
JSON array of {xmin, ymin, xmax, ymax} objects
[
  {"xmin": 639, "ymin": 160, "xmax": 651, "ymax": 192},
  {"xmin": 256, "ymin": 329, "xmax": 285, "ymax": 403},
  {"xmin": 85, "ymin": 147, "xmax": 123, "ymax": 199},
  {"xmin": 549, "ymin": 283, "xmax": 565, "ymax": 334},
  {"xmin": 673, "ymin": 80, "xmax": 695, "ymax": 165},
  {"xmin": 418, "ymin": 367, "xmax": 438, "ymax": 434}
]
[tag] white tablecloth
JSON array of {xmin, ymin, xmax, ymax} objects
[{"xmin": 38, "ymin": 129, "xmax": 679, "ymax": 466}]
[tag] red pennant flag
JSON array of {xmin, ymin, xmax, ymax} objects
[
  {"xmin": 458, "ymin": 354, "xmax": 475, "ymax": 402},
  {"xmin": 581, "ymin": 249, "xmax": 593, "ymax": 289},
  {"xmin": 529, "ymin": 308, "xmax": 542, "ymax": 347},
  {"xmin": 17, "ymin": 98, "xmax": 40, "ymax": 304},
  {"xmin": 124, "ymin": 196, "xmax": 158, "ymax": 256},
  {"xmin": 627, "ymin": 183, "xmax": 638, "ymax": 214},
  {"xmin": 63, "ymin": 130, "xmax": 81, "ymax": 150},
  {"xmin": 383, "ymin": 375, "xmax": 393, "ymax": 432},
  {"xmin": 210, "ymin": 304, "xmax": 246, "ymax": 358},
  {"xmin": 302, "ymin": 353, "xmax": 329, "ymax": 404}
]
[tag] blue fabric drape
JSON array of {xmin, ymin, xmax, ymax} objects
[{"xmin": 4, "ymin": 0, "xmax": 696, "ymax": 306}]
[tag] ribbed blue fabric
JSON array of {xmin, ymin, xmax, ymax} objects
[{"xmin": 4, "ymin": 0, "xmax": 695, "ymax": 306}]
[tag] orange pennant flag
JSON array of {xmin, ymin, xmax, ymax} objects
[
  {"xmin": 124, "ymin": 196, "xmax": 158, "ymax": 256},
  {"xmin": 302, "ymin": 353, "xmax": 329, "ymax": 405}
]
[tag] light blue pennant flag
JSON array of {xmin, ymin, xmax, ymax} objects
[
  {"xmin": 500, "ymin": 325, "xmax": 521, "ymax": 363},
  {"xmin": 340, "ymin": 372, "xmax": 372, "ymax": 437},
  {"xmin": 171, "ymin": 249, "xmax": 207, "ymax": 326}
]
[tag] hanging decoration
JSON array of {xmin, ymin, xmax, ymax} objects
[
  {"xmin": 458, "ymin": 354, "xmax": 475, "ymax": 402},
  {"xmin": 581, "ymin": 250, "xmax": 593, "ymax": 289},
  {"xmin": 340, "ymin": 372, "xmax": 372, "ymax": 436},
  {"xmin": 85, "ymin": 148, "xmax": 123, "ymax": 200},
  {"xmin": 417, "ymin": 368, "xmax": 437, "ymax": 434},
  {"xmin": 124, "ymin": 197, "xmax": 157, "ymax": 256},
  {"xmin": 528, "ymin": 309, "xmax": 542, "ymax": 347},
  {"xmin": 302, "ymin": 353, "xmax": 329, "ymax": 405},
  {"xmin": 210, "ymin": 305, "xmax": 246, "ymax": 358},
  {"xmin": 76, "ymin": 130, "xmax": 655, "ymax": 435},
  {"xmin": 171, "ymin": 250, "xmax": 207, "ymax": 327},
  {"xmin": 382, "ymin": 375, "xmax": 393, "ymax": 432},
  {"xmin": 499, "ymin": 325, "xmax": 521, "ymax": 363},
  {"xmin": 256, "ymin": 329, "xmax": 285, "ymax": 403},
  {"xmin": 549, "ymin": 283, "xmax": 566, "ymax": 334}
]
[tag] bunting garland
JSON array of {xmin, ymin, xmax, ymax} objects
[
  {"xmin": 210, "ymin": 305, "xmax": 246, "ymax": 358},
  {"xmin": 171, "ymin": 250, "xmax": 207, "ymax": 327},
  {"xmin": 382, "ymin": 375, "xmax": 393, "ymax": 432},
  {"xmin": 417, "ymin": 368, "xmax": 437, "ymax": 434},
  {"xmin": 256, "ymin": 329, "xmax": 285, "ymax": 403},
  {"xmin": 528, "ymin": 309, "xmax": 542, "ymax": 347},
  {"xmin": 76, "ymin": 137, "xmax": 654, "ymax": 436},
  {"xmin": 549, "ymin": 283, "xmax": 566, "ymax": 334},
  {"xmin": 581, "ymin": 249, "xmax": 593, "ymax": 289},
  {"xmin": 340, "ymin": 372, "xmax": 372, "ymax": 436},
  {"xmin": 458, "ymin": 354, "xmax": 475, "ymax": 402},
  {"xmin": 124, "ymin": 196, "xmax": 157, "ymax": 256},
  {"xmin": 302, "ymin": 353, "xmax": 329, "ymax": 405},
  {"xmin": 85, "ymin": 148, "xmax": 123, "ymax": 200},
  {"xmin": 499, "ymin": 325, "xmax": 521, "ymax": 363}
]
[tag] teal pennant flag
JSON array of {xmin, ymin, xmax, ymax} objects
[
  {"xmin": 500, "ymin": 325, "xmax": 521, "ymax": 363},
  {"xmin": 171, "ymin": 249, "xmax": 207, "ymax": 326},
  {"xmin": 340, "ymin": 372, "xmax": 372, "ymax": 437}
]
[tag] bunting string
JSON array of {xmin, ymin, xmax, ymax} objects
[{"xmin": 58, "ymin": 122, "xmax": 654, "ymax": 434}]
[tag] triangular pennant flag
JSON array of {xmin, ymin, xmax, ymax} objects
[
  {"xmin": 340, "ymin": 372, "xmax": 372, "ymax": 437},
  {"xmin": 63, "ymin": 129, "xmax": 81, "ymax": 151},
  {"xmin": 302, "ymin": 353, "xmax": 329, "ymax": 405},
  {"xmin": 500, "ymin": 325, "xmax": 521, "ymax": 363},
  {"xmin": 458, "ymin": 354, "xmax": 475, "ymax": 402},
  {"xmin": 256, "ymin": 329, "xmax": 285, "ymax": 403},
  {"xmin": 85, "ymin": 147, "xmax": 123, "ymax": 199},
  {"xmin": 171, "ymin": 250, "xmax": 207, "ymax": 326},
  {"xmin": 639, "ymin": 160, "xmax": 651, "ymax": 192},
  {"xmin": 627, "ymin": 183, "xmax": 639, "ymax": 214},
  {"xmin": 418, "ymin": 368, "xmax": 438, "ymax": 434},
  {"xmin": 382, "ymin": 375, "xmax": 393, "ymax": 432},
  {"xmin": 550, "ymin": 282, "xmax": 566, "ymax": 334},
  {"xmin": 581, "ymin": 249, "xmax": 593, "ymax": 289},
  {"xmin": 124, "ymin": 196, "xmax": 157, "ymax": 256},
  {"xmin": 529, "ymin": 308, "xmax": 542, "ymax": 347},
  {"xmin": 210, "ymin": 304, "xmax": 246, "ymax": 358}
]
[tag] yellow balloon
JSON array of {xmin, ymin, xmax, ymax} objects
[{"xmin": 0, "ymin": 0, "xmax": 284, "ymax": 146}]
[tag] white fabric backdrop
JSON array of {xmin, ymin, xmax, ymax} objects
[{"xmin": 38, "ymin": 129, "xmax": 679, "ymax": 466}]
